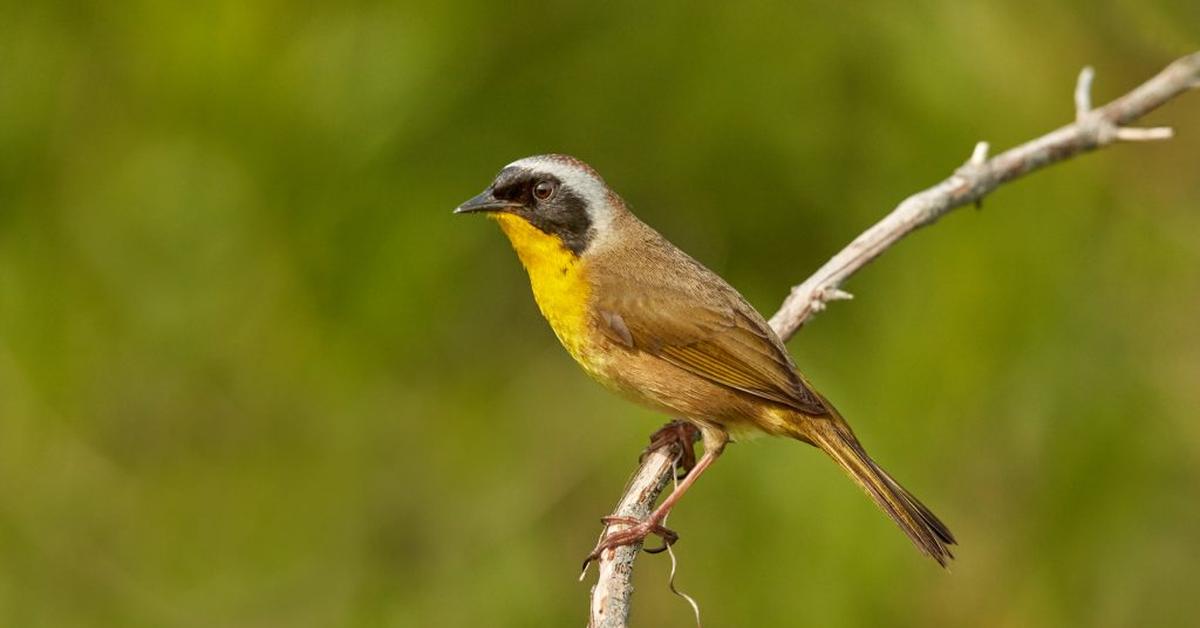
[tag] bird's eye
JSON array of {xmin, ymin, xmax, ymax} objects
[{"xmin": 533, "ymin": 180, "xmax": 556, "ymax": 201}]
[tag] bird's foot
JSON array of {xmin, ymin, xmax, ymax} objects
[
  {"xmin": 641, "ymin": 420, "xmax": 700, "ymax": 477},
  {"xmin": 581, "ymin": 515, "xmax": 679, "ymax": 572}
]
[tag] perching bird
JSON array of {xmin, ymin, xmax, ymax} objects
[{"xmin": 455, "ymin": 154, "xmax": 955, "ymax": 566}]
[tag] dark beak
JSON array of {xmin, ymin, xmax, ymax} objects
[{"xmin": 454, "ymin": 190, "xmax": 522, "ymax": 215}]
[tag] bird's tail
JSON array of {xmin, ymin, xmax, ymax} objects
[{"xmin": 802, "ymin": 416, "xmax": 956, "ymax": 566}]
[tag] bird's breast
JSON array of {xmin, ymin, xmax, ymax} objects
[{"xmin": 493, "ymin": 214, "xmax": 594, "ymax": 363}]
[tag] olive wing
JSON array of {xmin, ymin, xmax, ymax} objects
[{"xmin": 594, "ymin": 288, "xmax": 828, "ymax": 416}]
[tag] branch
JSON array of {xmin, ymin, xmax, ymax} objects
[
  {"xmin": 585, "ymin": 442, "xmax": 680, "ymax": 627},
  {"xmin": 769, "ymin": 52, "xmax": 1198, "ymax": 341},
  {"xmin": 586, "ymin": 51, "xmax": 1200, "ymax": 627}
]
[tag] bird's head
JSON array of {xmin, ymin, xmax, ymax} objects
[{"xmin": 455, "ymin": 154, "xmax": 619, "ymax": 256}]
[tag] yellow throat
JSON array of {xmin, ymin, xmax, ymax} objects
[{"xmin": 492, "ymin": 213, "xmax": 591, "ymax": 359}]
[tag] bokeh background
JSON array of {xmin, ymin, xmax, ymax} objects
[{"xmin": 2, "ymin": 1, "xmax": 1198, "ymax": 626}]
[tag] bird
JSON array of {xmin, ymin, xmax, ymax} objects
[{"xmin": 455, "ymin": 154, "xmax": 955, "ymax": 566}]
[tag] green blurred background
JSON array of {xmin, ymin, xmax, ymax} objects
[{"xmin": 1, "ymin": 1, "xmax": 1198, "ymax": 626}]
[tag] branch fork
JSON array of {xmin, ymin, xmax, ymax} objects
[{"xmin": 1076, "ymin": 65, "xmax": 1175, "ymax": 143}]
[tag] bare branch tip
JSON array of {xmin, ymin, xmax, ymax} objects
[
  {"xmin": 969, "ymin": 141, "xmax": 990, "ymax": 166},
  {"xmin": 1075, "ymin": 66, "xmax": 1096, "ymax": 120},
  {"xmin": 1114, "ymin": 126, "xmax": 1174, "ymax": 142}
]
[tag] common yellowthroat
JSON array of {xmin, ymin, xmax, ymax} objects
[{"xmin": 456, "ymin": 154, "xmax": 954, "ymax": 566}]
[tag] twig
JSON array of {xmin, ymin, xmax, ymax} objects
[
  {"xmin": 768, "ymin": 52, "xmax": 1198, "ymax": 342},
  {"xmin": 1075, "ymin": 66, "xmax": 1096, "ymax": 120},
  {"xmin": 586, "ymin": 51, "xmax": 1200, "ymax": 627}
]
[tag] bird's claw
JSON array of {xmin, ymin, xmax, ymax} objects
[
  {"xmin": 580, "ymin": 515, "xmax": 680, "ymax": 572},
  {"xmin": 640, "ymin": 420, "xmax": 700, "ymax": 478}
]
